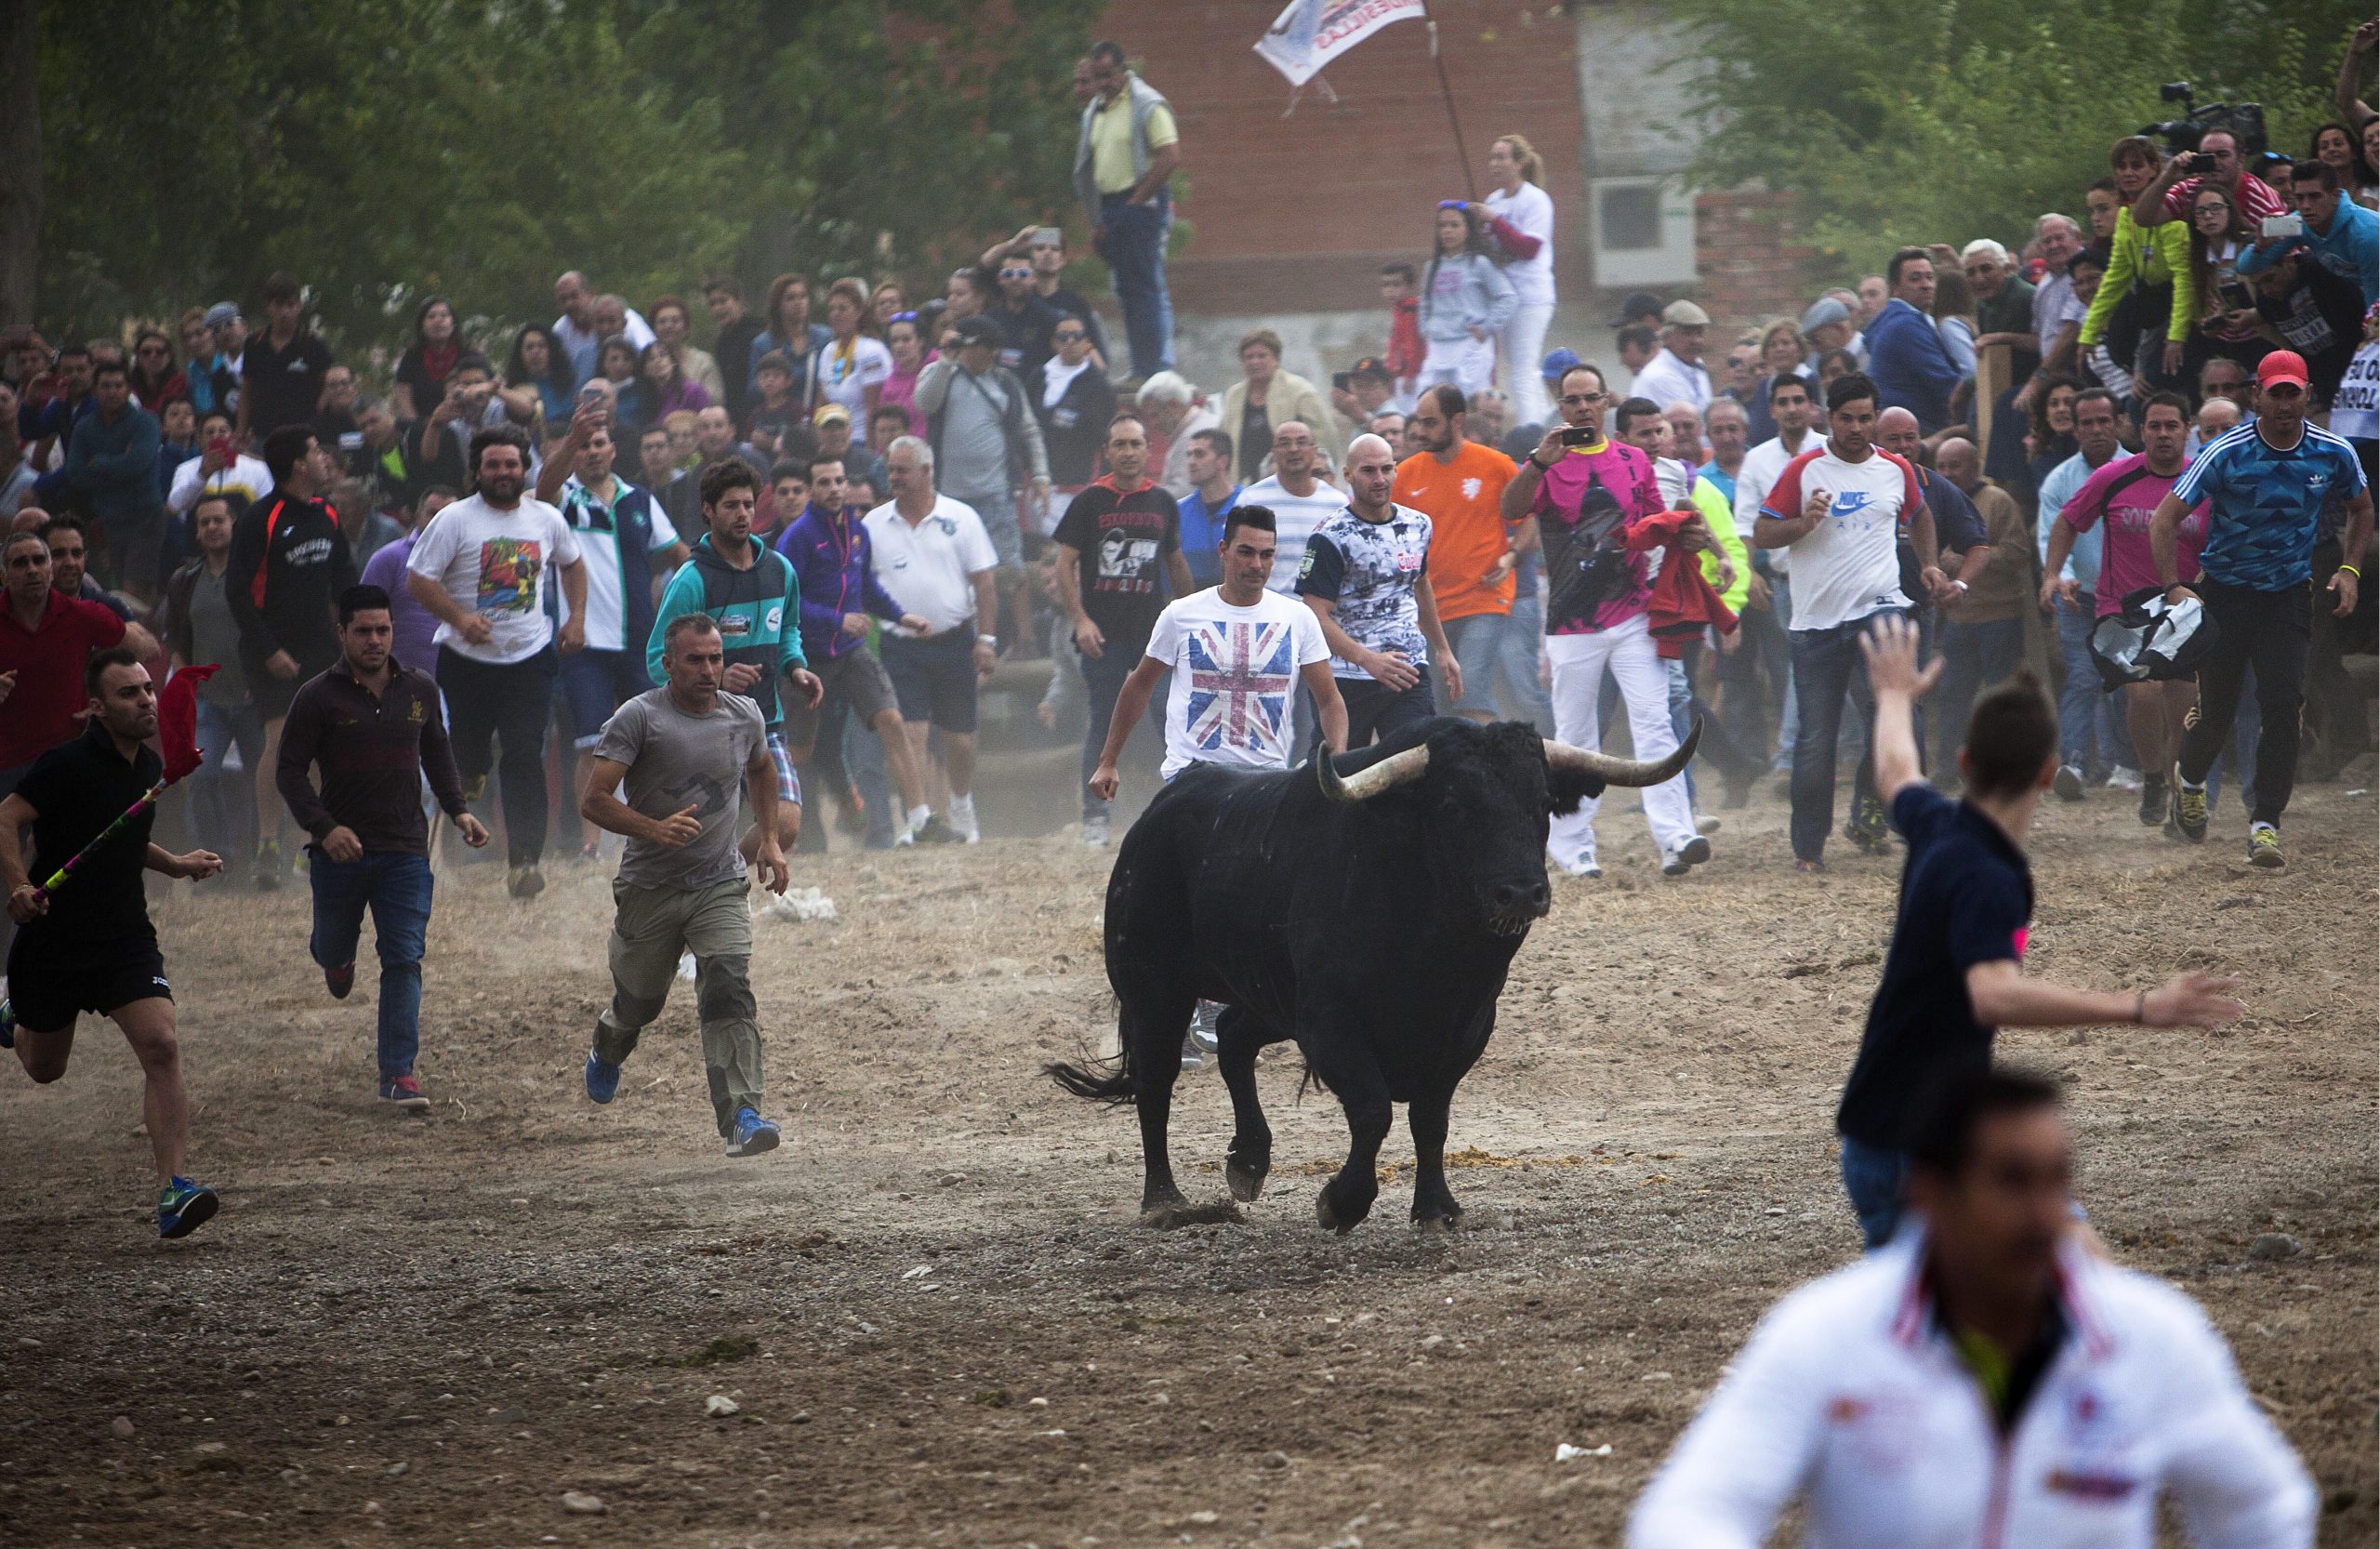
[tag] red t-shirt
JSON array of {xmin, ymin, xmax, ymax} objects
[
  {"xmin": 2160, "ymin": 174, "xmax": 2286, "ymax": 225},
  {"xmin": 0, "ymin": 590, "xmax": 128, "ymax": 769}
]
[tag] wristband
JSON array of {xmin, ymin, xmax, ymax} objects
[
  {"xmin": 2339, "ymin": 563, "xmax": 2361, "ymax": 579},
  {"xmin": 1527, "ymin": 453, "xmax": 1553, "ymax": 472},
  {"xmin": 976, "ymin": 633, "xmax": 998, "ymax": 647}
]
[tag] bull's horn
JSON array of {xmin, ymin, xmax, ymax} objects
[
  {"xmin": 1316, "ymin": 744, "xmax": 1430, "ymax": 802},
  {"xmin": 1542, "ymin": 717, "xmax": 1702, "ymax": 788}
]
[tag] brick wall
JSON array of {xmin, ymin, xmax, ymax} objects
[
  {"xmin": 1091, "ymin": 0, "xmax": 1590, "ymax": 313},
  {"xmin": 1692, "ymin": 189, "xmax": 1822, "ymax": 332}
]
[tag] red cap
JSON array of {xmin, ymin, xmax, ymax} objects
[{"xmin": 2255, "ymin": 351, "xmax": 2309, "ymax": 389}]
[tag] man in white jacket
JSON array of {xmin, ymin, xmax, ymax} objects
[{"xmin": 1629, "ymin": 1066, "xmax": 2314, "ymax": 1549}]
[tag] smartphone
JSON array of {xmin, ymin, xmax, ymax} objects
[
  {"xmin": 576, "ymin": 382, "xmax": 607, "ymax": 409},
  {"xmin": 1332, "ymin": 371, "xmax": 1354, "ymax": 392},
  {"xmin": 2260, "ymin": 213, "xmax": 2305, "ymax": 240},
  {"xmin": 1558, "ymin": 426, "xmax": 1597, "ymax": 446},
  {"xmin": 2218, "ymin": 279, "xmax": 2254, "ymax": 311},
  {"xmin": 1034, "ymin": 226, "xmax": 1063, "ymax": 248},
  {"xmin": 2184, "ymin": 152, "xmax": 2217, "ymax": 175}
]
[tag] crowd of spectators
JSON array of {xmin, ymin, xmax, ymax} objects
[{"xmin": 2, "ymin": 29, "xmax": 2373, "ymax": 887}]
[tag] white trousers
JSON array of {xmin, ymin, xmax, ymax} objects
[
  {"xmin": 1500, "ymin": 301, "xmax": 1556, "ymax": 425},
  {"xmin": 1418, "ymin": 334, "xmax": 1497, "ymax": 397},
  {"xmin": 1544, "ymin": 615, "xmax": 1696, "ymax": 866}
]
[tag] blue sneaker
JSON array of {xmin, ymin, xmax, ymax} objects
[
  {"xmin": 726, "ymin": 1106, "xmax": 780, "ymax": 1158},
  {"xmin": 157, "ymin": 1176, "xmax": 219, "ymax": 1239},
  {"xmin": 583, "ymin": 1050, "xmax": 621, "ymax": 1105}
]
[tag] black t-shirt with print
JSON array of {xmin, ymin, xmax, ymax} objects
[{"xmin": 1053, "ymin": 480, "xmax": 1181, "ymax": 647}]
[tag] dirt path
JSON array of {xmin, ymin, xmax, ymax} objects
[{"xmin": 2, "ymin": 780, "xmax": 2373, "ymax": 1547}]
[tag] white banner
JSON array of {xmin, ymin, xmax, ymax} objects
[{"xmin": 1253, "ymin": 0, "xmax": 1427, "ymax": 88}]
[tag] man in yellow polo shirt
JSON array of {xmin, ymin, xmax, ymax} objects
[{"xmin": 1074, "ymin": 39, "xmax": 1182, "ymax": 384}]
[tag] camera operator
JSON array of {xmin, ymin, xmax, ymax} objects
[{"xmin": 2132, "ymin": 127, "xmax": 2287, "ymax": 232}]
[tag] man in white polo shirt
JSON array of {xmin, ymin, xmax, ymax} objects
[
  {"xmin": 1752, "ymin": 373, "xmax": 1936, "ymax": 872},
  {"xmin": 864, "ymin": 435, "xmax": 1000, "ymax": 843}
]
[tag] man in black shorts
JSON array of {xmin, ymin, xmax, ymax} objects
[{"xmin": 1, "ymin": 647, "xmax": 228, "ymax": 1238}]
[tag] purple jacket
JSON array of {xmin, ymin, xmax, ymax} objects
[
  {"xmin": 774, "ymin": 504, "xmax": 909, "ymax": 660},
  {"xmin": 359, "ymin": 534, "xmax": 442, "ymax": 675}
]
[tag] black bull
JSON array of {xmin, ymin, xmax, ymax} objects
[{"xmin": 1050, "ymin": 716, "xmax": 1699, "ymax": 1233}]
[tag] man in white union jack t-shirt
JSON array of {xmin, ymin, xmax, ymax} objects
[{"xmin": 1087, "ymin": 503, "xmax": 1350, "ymax": 1068}]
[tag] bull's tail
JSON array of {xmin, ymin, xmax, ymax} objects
[{"xmin": 1046, "ymin": 1045, "xmax": 1136, "ymax": 1105}]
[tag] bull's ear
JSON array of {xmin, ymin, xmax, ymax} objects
[{"xmin": 1547, "ymin": 768, "xmax": 1606, "ymax": 816}]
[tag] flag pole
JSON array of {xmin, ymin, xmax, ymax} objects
[{"xmin": 1421, "ymin": 3, "xmax": 1479, "ymax": 202}]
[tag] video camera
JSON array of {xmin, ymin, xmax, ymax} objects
[{"xmin": 2140, "ymin": 83, "xmax": 2268, "ymax": 172}]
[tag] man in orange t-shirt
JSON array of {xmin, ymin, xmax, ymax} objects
[{"xmin": 1396, "ymin": 384, "xmax": 1543, "ymax": 723}]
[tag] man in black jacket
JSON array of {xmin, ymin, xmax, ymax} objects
[{"xmin": 227, "ymin": 424, "xmax": 356, "ymax": 887}]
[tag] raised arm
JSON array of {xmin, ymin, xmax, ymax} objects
[{"xmin": 1857, "ymin": 612, "xmax": 1938, "ymax": 803}]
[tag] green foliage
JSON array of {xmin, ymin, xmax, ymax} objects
[
  {"xmin": 1668, "ymin": 0, "xmax": 2368, "ymax": 274},
  {"xmin": 37, "ymin": 0, "xmax": 1103, "ymax": 355}
]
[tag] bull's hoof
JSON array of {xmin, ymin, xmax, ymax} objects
[
  {"xmin": 1413, "ymin": 1212, "xmax": 1461, "ymax": 1236},
  {"xmin": 1314, "ymin": 1187, "xmax": 1369, "ymax": 1237},
  {"xmin": 1140, "ymin": 1199, "xmax": 1247, "ymax": 1230},
  {"xmin": 1225, "ymin": 1152, "xmax": 1270, "ymax": 1202}
]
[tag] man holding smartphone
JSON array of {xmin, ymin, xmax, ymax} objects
[{"xmin": 2131, "ymin": 130, "xmax": 2288, "ymax": 230}]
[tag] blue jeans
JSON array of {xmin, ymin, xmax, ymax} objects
[
  {"xmin": 309, "ymin": 851, "xmax": 434, "ymax": 1081},
  {"xmin": 1931, "ymin": 616, "xmax": 2026, "ymax": 774},
  {"xmin": 1079, "ymin": 641, "xmax": 1142, "ymax": 820},
  {"xmin": 1787, "ymin": 619, "xmax": 1884, "ymax": 863},
  {"xmin": 1840, "ymin": 1135, "xmax": 1909, "ymax": 1250},
  {"xmin": 1497, "ymin": 593, "xmax": 1556, "ymax": 734},
  {"xmin": 2053, "ymin": 595, "xmax": 2101, "ymax": 771},
  {"xmin": 191, "ymin": 699, "xmax": 267, "ymax": 863},
  {"xmin": 1096, "ymin": 192, "xmax": 1174, "ymax": 377}
]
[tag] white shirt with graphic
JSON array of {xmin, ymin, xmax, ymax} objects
[
  {"xmin": 1143, "ymin": 588, "xmax": 1329, "ymax": 780},
  {"xmin": 1294, "ymin": 504, "xmax": 1434, "ymax": 678},
  {"xmin": 406, "ymin": 493, "xmax": 584, "ymax": 666},
  {"xmin": 1760, "ymin": 444, "xmax": 1921, "ymax": 632}
]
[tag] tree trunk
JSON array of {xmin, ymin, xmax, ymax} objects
[{"xmin": 0, "ymin": 0, "xmax": 40, "ymax": 325}]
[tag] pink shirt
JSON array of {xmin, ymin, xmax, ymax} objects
[
  {"xmin": 1530, "ymin": 436, "xmax": 1664, "ymax": 633},
  {"xmin": 2058, "ymin": 452, "xmax": 2209, "ymax": 616}
]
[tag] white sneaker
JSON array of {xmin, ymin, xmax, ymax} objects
[
  {"xmin": 1694, "ymin": 814, "xmax": 1722, "ymax": 835},
  {"xmin": 947, "ymin": 793, "xmax": 980, "ymax": 844},
  {"xmin": 1552, "ymin": 850, "xmax": 1602, "ymax": 879},
  {"xmin": 2102, "ymin": 765, "xmax": 2143, "ymax": 792},
  {"xmin": 893, "ymin": 803, "xmax": 931, "ymax": 847},
  {"xmin": 676, "ymin": 952, "xmax": 697, "ymax": 983}
]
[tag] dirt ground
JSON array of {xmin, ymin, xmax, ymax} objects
[{"xmin": 1, "ymin": 773, "xmax": 2373, "ymax": 1549}]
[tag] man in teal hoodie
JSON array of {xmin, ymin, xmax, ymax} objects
[{"xmin": 646, "ymin": 459, "xmax": 822, "ymax": 864}]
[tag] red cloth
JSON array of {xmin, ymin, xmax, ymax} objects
[
  {"xmin": 157, "ymin": 664, "xmax": 219, "ymax": 782},
  {"xmin": 1626, "ymin": 508, "xmax": 1738, "ymax": 658},
  {"xmin": 1482, "ymin": 212, "xmax": 1543, "ymax": 261},
  {"xmin": 1385, "ymin": 297, "xmax": 1424, "ymax": 382}
]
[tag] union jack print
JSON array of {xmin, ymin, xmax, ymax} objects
[{"xmin": 1184, "ymin": 619, "xmax": 1297, "ymax": 756}]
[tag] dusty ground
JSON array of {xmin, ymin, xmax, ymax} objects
[{"xmin": 1, "ymin": 774, "xmax": 2373, "ymax": 1549}]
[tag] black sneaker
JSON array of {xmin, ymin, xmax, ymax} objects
[
  {"xmin": 2168, "ymin": 770, "xmax": 2209, "ymax": 843},
  {"xmin": 913, "ymin": 814, "xmax": 962, "ymax": 845},
  {"xmin": 1844, "ymin": 795, "xmax": 1888, "ymax": 854},
  {"xmin": 2136, "ymin": 774, "xmax": 2167, "ymax": 827},
  {"xmin": 2246, "ymin": 824, "xmax": 2283, "ymax": 868}
]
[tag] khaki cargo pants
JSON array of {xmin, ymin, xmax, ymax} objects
[{"xmin": 594, "ymin": 878, "xmax": 762, "ymax": 1136}]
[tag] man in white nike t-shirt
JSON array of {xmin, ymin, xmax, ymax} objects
[{"xmin": 1752, "ymin": 373, "xmax": 1937, "ymax": 872}]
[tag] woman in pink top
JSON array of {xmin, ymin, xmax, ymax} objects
[
  {"xmin": 878, "ymin": 312, "xmax": 929, "ymax": 433},
  {"xmin": 2041, "ymin": 390, "xmax": 2209, "ymax": 822}
]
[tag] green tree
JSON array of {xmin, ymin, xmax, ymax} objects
[{"xmin": 1668, "ymin": 0, "xmax": 2369, "ymax": 273}]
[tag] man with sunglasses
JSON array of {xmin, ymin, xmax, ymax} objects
[
  {"xmin": 2151, "ymin": 350, "xmax": 2373, "ymax": 869},
  {"xmin": 985, "ymin": 259, "xmax": 1064, "ymax": 388}
]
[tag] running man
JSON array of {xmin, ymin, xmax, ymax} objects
[
  {"xmin": 1, "ymin": 648, "xmax": 227, "ymax": 1238},
  {"xmin": 1834, "ymin": 615, "xmax": 2241, "ymax": 1250},
  {"xmin": 1295, "ymin": 432, "xmax": 1461, "ymax": 748},
  {"xmin": 2041, "ymin": 391, "xmax": 2209, "ymax": 827},
  {"xmin": 646, "ymin": 459, "xmax": 824, "ymax": 874},
  {"xmin": 579, "ymin": 613, "xmax": 790, "ymax": 1156},
  {"xmin": 276, "ymin": 585, "xmax": 489, "ymax": 1111},
  {"xmin": 1087, "ymin": 506, "xmax": 1349, "ymax": 1066},
  {"xmin": 2151, "ymin": 349, "xmax": 2373, "ymax": 867}
]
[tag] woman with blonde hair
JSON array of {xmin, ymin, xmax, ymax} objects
[
  {"xmin": 805, "ymin": 275, "xmax": 892, "ymax": 419},
  {"xmin": 1744, "ymin": 318, "xmax": 1808, "ymax": 443},
  {"xmin": 1475, "ymin": 133, "xmax": 1558, "ymax": 423}
]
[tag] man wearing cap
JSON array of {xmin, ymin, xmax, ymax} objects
[
  {"xmin": 916, "ymin": 314, "xmax": 1050, "ymax": 651},
  {"xmin": 1632, "ymin": 301, "xmax": 1714, "ymax": 413},
  {"xmin": 1798, "ymin": 297, "xmax": 1861, "ymax": 372},
  {"xmin": 191, "ymin": 304, "xmax": 247, "ymax": 422},
  {"xmin": 812, "ymin": 403, "xmax": 883, "ymax": 503},
  {"xmin": 1607, "ymin": 291, "xmax": 1666, "ymax": 334},
  {"xmin": 1329, "ymin": 358, "xmax": 1397, "ymax": 446},
  {"xmin": 2151, "ymin": 350, "xmax": 2373, "ymax": 869}
]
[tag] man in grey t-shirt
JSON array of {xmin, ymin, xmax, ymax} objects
[{"xmin": 575, "ymin": 613, "xmax": 791, "ymax": 1157}]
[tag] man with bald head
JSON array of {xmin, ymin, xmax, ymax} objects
[
  {"xmin": 1928, "ymin": 436, "xmax": 2034, "ymax": 776},
  {"xmin": 1295, "ymin": 433, "xmax": 1458, "ymax": 747},
  {"xmin": 552, "ymin": 271, "xmax": 654, "ymax": 386}
]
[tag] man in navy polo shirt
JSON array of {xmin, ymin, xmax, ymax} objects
[{"xmin": 1831, "ymin": 616, "xmax": 2245, "ymax": 1250}]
